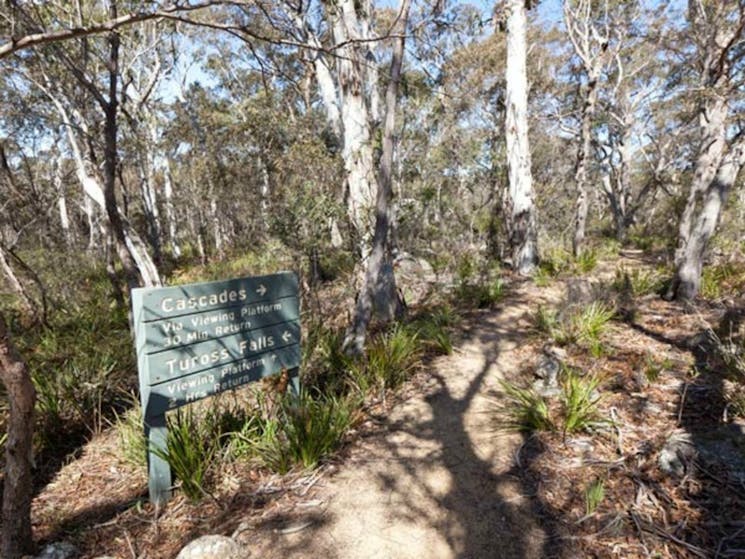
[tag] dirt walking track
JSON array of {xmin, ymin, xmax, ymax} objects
[{"xmin": 248, "ymin": 281, "xmax": 560, "ymax": 559}]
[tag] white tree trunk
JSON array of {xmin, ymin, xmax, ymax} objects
[
  {"xmin": 504, "ymin": 0, "xmax": 538, "ymax": 275},
  {"xmin": 674, "ymin": 96, "xmax": 729, "ymax": 267},
  {"xmin": 672, "ymin": 135, "xmax": 745, "ymax": 299},
  {"xmin": 163, "ymin": 158, "xmax": 181, "ymax": 258},
  {"xmin": 53, "ymin": 157, "xmax": 71, "ymax": 245},
  {"xmin": 42, "ymin": 86, "xmax": 160, "ymax": 286},
  {"xmin": 572, "ymin": 73, "xmax": 598, "ymax": 257}
]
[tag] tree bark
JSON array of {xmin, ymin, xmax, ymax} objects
[
  {"xmin": 345, "ymin": 0, "xmax": 410, "ymax": 354},
  {"xmin": 330, "ymin": 0, "xmax": 377, "ymax": 259},
  {"xmin": 0, "ymin": 313, "xmax": 36, "ymax": 559},
  {"xmin": 672, "ymin": 95, "xmax": 729, "ymax": 269},
  {"xmin": 503, "ymin": 0, "xmax": 538, "ymax": 275},
  {"xmin": 572, "ymin": 73, "xmax": 598, "ymax": 257},
  {"xmin": 669, "ymin": 135, "xmax": 745, "ymax": 300},
  {"xmin": 163, "ymin": 157, "xmax": 181, "ymax": 259}
]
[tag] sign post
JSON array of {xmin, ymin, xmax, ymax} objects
[{"xmin": 131, "ymin": 271, "xmax": 301, "ymax": 505}]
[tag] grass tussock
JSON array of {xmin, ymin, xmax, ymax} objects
[{"xmin": 497, "ymin": 367, "xmax": 605, "ymax": 436}]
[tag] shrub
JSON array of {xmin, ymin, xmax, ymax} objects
[
  {"xmin": 573, "ymin": 302, "xmax": 615, "ymax": 356},
  {"xmin": 612, "ymin": 266, "xmax": 667, "ymax": 297},
  {"xmin": 280, "ymin": 390, "xmax": 358, "ymax": 470}
]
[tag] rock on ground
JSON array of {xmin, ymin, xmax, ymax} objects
[{"xmin": 176, "ymin": 535, "xmax": 246, "ymax": 559}]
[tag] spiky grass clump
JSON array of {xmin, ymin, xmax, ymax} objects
[
  {"xmin": 584, "ymin": 478, "xmax": 605, "ymax": 515},
  {"xmin": 152, "ymin": 410, "xmax": 219, "ymax": 501},
  {"xmin": 612, "ymin": 266, "xmax": 667, "ymax": 297},
  {"xmin": 573, "ymin": 302, "xmax": 615, "ymax": 356},
  {"xmin": 561, "ymin": 368, "xmax": 604, "ymax": 436},
  {"xmin": 574, "ymin": 248, "xmax": 598, "ymax": 274},
  {"xmin": 410, "ymin": 305, "xmax": 457, "ymax": 356},
  {"xmin": 366, "ymin": 324, "xmax": 422, "ymax": 392},
  {"xmin": 113, "ymin": 403, "xmax": 148, "ymax": 469},
  {"xmin": 235, "ymin": 390, "xmax": 358, "ymax": 474},
  {"xmin": 498, "ymin": 381, "xmax": 555, "ymax": 433}
]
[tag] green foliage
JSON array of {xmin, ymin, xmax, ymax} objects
[
  {"xmin": 455, "ymin": 277, "xmax": 504, "ymax": 308},
  {"xmin": 152, "ymin": 410, "xmax": 219, "ymax": 501},
  {"xmin": 302, "ymin": 324, "xmax": 360, "ymax": 396},
  {"xmin": 113, "ymin": 404, "xmax": 148, "ymax": 470},
  {"xmin": 235, "ymin": 390, "xmax": 358, "ymax": 473},
  {"xmin": 612, "ymin": 266, "xmax": 667, "ymax": 297},
  {"xmin": 20, "ymin": 293, "xmax": 134, "ymax": 445},
  {"xmin": 496, "ymin": 367, "xmax": 605, "ymax": 436},
  {"xmin": 534, "ymin": 302, "xmax": 614, "ymax": 355},
  {"xmin": 700, "ymin": 262, "xmax": 745, "ymax": 300},
  {"xmin": 316, "ymin": 249, "xmax": 356, "ymax": 282},
  {"xmin": 643, "ymin": 355, "xmax": 673, "ymax": 384},
  {"xmin": 585, "ymin": 479, "xmax": 606, "ymax": 515},
  {"xmin": 573, "ymin": 248, "xmax": 598, "ymax": 274},
  {"xmin": 539, "ymin": 245, "xmax": 573, "ymax": 277},
  {"xmin": 561, "ymin": 368, "xmax": 604, "ymax": 436},
  {"xmin": 498, "ymin": 381, "xmax": 555, "ymax": 433},
  {"xmin": 533, "ymin": 305, "xmax": 560, "ymax": 337},
  {"xmin": 412, "ymin": 317, "xmax": 453, "ymax": 356},
  {"xmin": 533, "ymin": 266, "xmax": 553, "ymax": 287},
  {"xmin": 280, "ymin": 390, "xmax": 358, "ymax": 470},
  {"xmin": 573, "ymin": 302, "xmax": 615, "ymax": 356},
  {"xmin": 366, "ymin": 324, "xmax": 422, "ymax": 392}
]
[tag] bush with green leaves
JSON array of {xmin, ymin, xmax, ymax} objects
[{"xmin": 18, "ymin": 296, "xmax": 135, "ymax": 449}]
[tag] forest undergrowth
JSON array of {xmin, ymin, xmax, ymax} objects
[{"xmin": 2, "ymin": 240, "xmax": 745, "ymax": 558}]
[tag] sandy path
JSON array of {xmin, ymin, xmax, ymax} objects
[{"xmin": 247, "ymin": 281, "xmax": 562, "ymax": 559}]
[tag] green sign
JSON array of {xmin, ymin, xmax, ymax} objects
[{"xmin": 131, "ymin": 271, "xmax": 301, "ymax": 506}]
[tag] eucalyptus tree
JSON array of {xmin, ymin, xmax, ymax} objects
[
  {"xmin": 666, "ymin": 0, "xmax": 745, "ymax": 301},
  {"xmin": 594, "ymin": 1, "xmax": 672, "ymax": 241},
  {"xmin": 498, "ymin": 0, "xmax": 538, "ymax": 274},
  {"xmin": 0, "ymin": 314, "xmax": 35, "ymax": 559},
  {"xmin": 562, "ymin": 0, "xmax": 626, "ymax": 256}
]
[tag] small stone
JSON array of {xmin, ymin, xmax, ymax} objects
[
  {"xmin": 35, "ymin": 542, "xmax": 78, "ymax": 559},
  {"xmin": 176, "ymin": 535, "xmax": 246, "ymax": 559},
  {"xmin": 658, "ymin": 432, "xmax": 696, "ymax": 477}
]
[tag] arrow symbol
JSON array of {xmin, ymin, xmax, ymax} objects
[
  {"xmin": 256, "ymin": 284, "xmax": 267, "ymax": 296},
  {"xmin": 282, "ymin": 330, "xmax": 292, "ymax": 343},
  {"xmin": 271, "ymin": 354, "xmax": 277, "ymax": 362}
]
